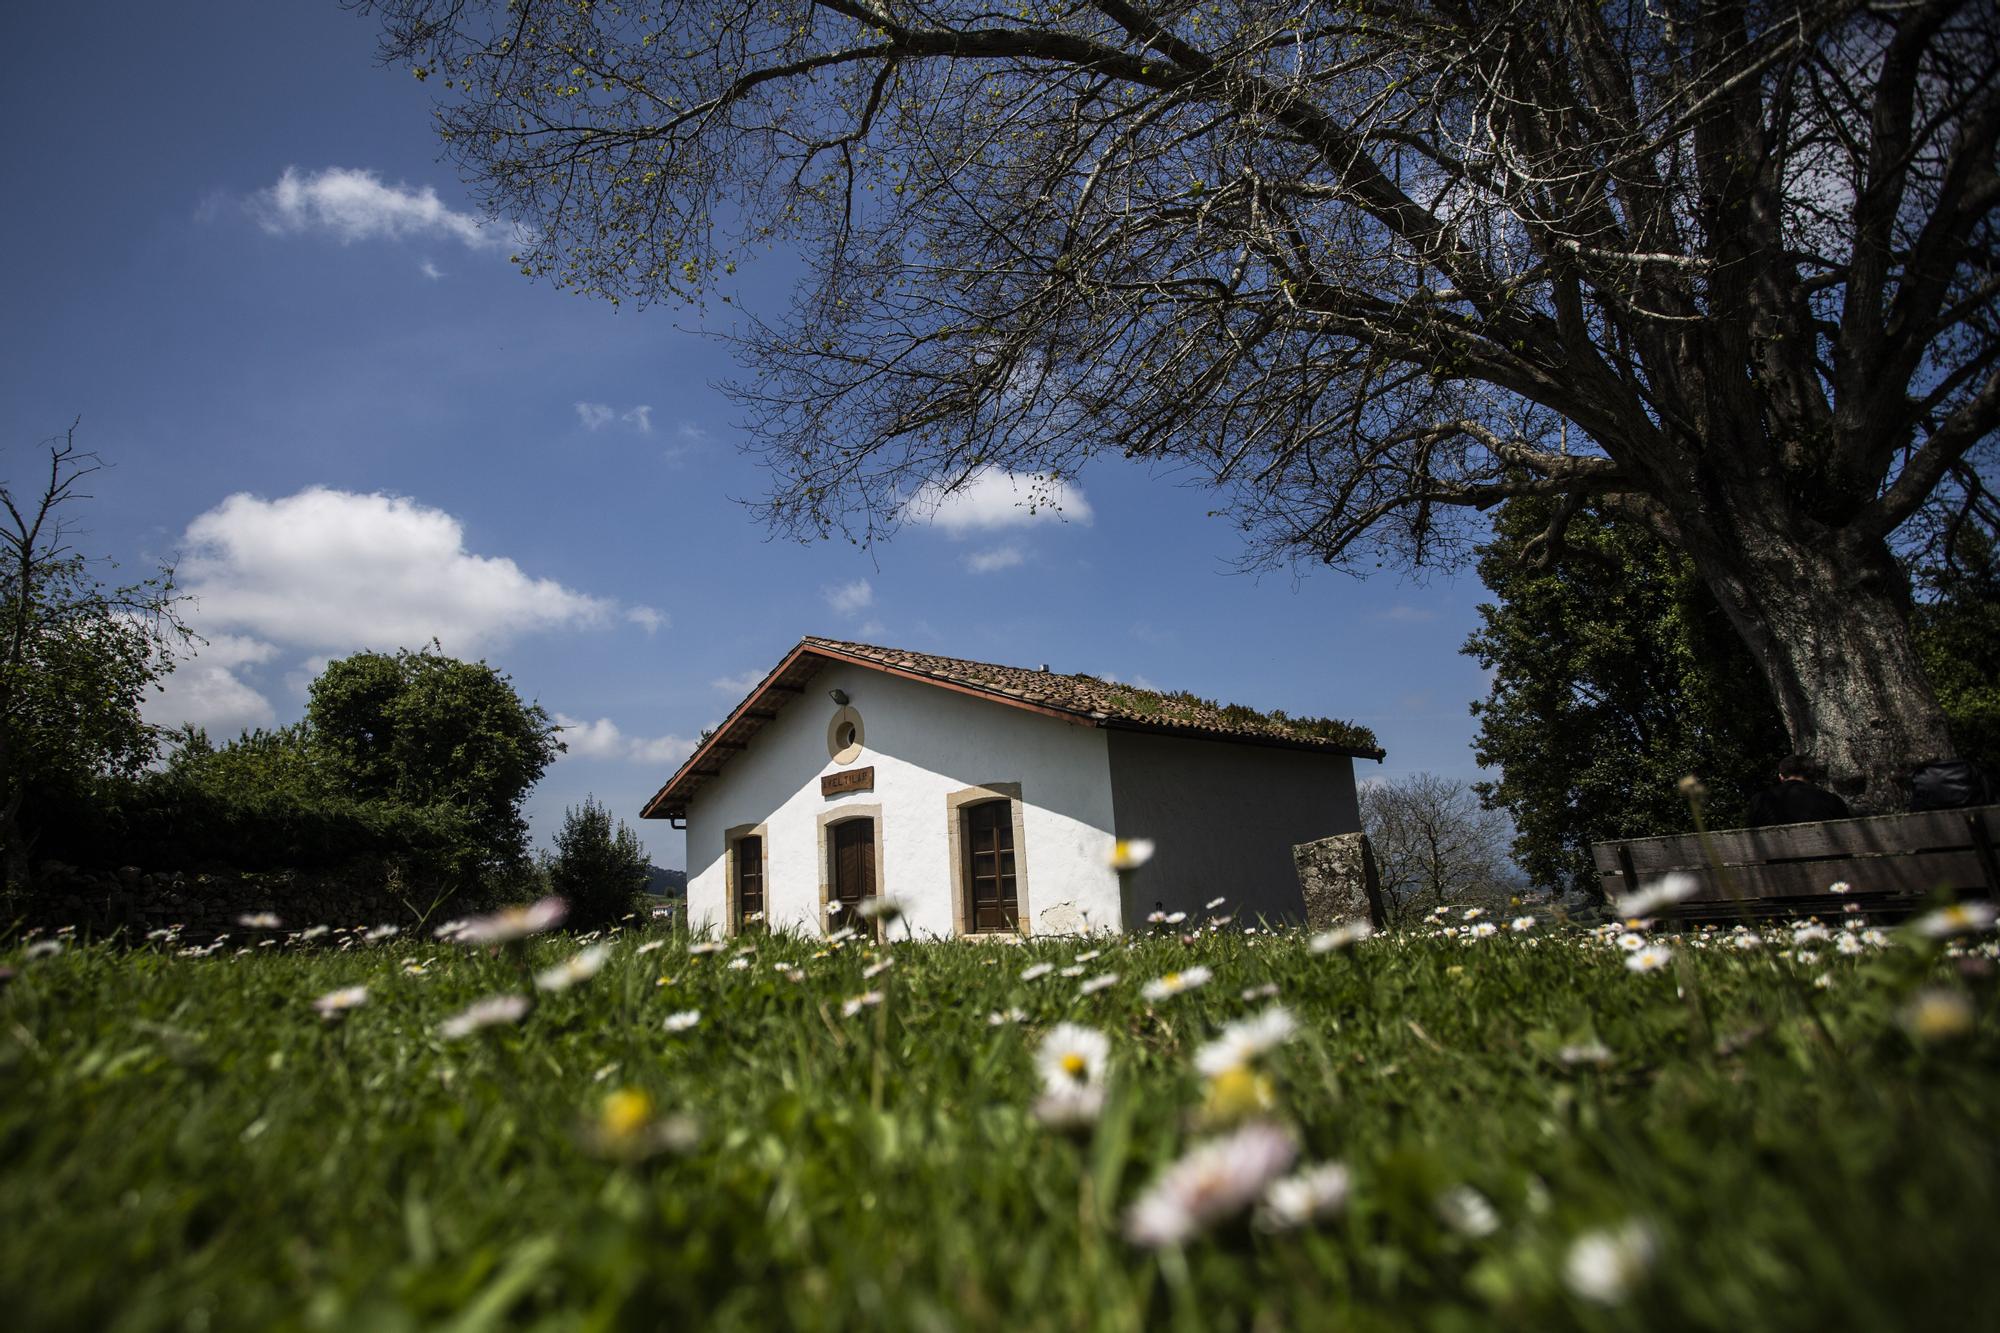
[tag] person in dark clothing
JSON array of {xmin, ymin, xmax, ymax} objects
[
  {"xmin": 1748, "ymin": 754, "xmax": 1853, "ymax": 827},
  {"xmin": 1908, "ymin": 759, "xmax": 1993, "ymax": 811}
]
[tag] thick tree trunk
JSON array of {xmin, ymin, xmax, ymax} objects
[{"xmin": 1681, "ymin": 507, "xmax": 1954, "ymax": 815}]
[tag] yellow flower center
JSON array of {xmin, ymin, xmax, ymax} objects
[
  {"xmin": 601, "ymin": 1089, "xmax": 653, "ymax": 1138},
  {"xmin": 1060, "ymin": 1052, "xmax": 1088, "ymax": 1080},
  {"xmin": 1202, "ymin": 1065, "xmax": 1275, "ymax": 1122}
]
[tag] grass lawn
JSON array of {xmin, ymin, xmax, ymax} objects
[{"xmin": 2, "ymin": 907, "xmax": 1996, "ymax": 1331}]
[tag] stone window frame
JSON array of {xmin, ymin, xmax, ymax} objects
[
  {"xmin": 722, "ymin": 822, "xmax": 769, "ymax": 937},
  {"xmin": 815, "ymin": 802, "xmax": 883, "ymax": 936},
  {"xmin": 826, "ymin": 705, "xmax": 865, "ymax": 765},
  {"xmin": 946, "ymin": 781, "xmax": 1032, "ymax": 937}
]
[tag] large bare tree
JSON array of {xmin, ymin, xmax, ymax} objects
[{"xmin": 367, "ymin": 0, "xmax": 1999, "ymax": 809}]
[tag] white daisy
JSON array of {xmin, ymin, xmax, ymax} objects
[
  {"xmin": 439, "ymin": 993, "xmax": 530, "ymax": 1038},
  {"xmin": 1462, "ymin": 907, "xmax": 1484, "ymax": 921},
  {"xmin": 725, "ymin": 957, "xmax": 752, "ymax": 972},
  {"xmin": 1614, "ymin": 932, "xmax": 1646, "ymax": 952},
  {"xmin": 1079, "ymin": 972, "xmax": 1121, "ymax": 996},
  {"xmin": 1558, "ymin": 1040, "xmax": 1615, "ymax": 1068},
  {"xmin": 636, "ymin": 940, "xmax": 666, "ymax": 955},
  {"xmin": 1610, "ymin": 872, "xmax": 1698, "ymax": 920},
  {"xmin": 1564, "ymin": 1220, "xmax": 1658, "ymax": 1304},
  {"xmin": 1205, "ymin": 897, "xmax": 1228, "ymax": 911},
  {"xmin": 1469, "ymin": 922, "xmax": 1499, "ymax": 939},
  {"xmin": 689, "ymin": 941, "xmax": 727, "ymax": 956},
  {"xmin": 1195, "ymin": 1006, "xmax": 1299, "ymax": 1078},
  {"xmin": 863, "ymin": 959, "xmax": 894, "ymax": 979},
  {"xmin": 1241, "ymin": 982, "xmax": 1281, "ymax": 1002},
  {"xmin": 987, "ymin": 1007, "xmax": 1028, "ymax": 1026},
  {"xmin": 1625, "ymin": 945, "xmax": 1672, "ymax": 973},
  {"xmin": 237, "ymin": 912, "xmax": 282, "ymax": 930},
  {"xmin": 535, "ymin": 944, "xmax": 612, "ymax": 992},
  {"xmin": 1309, "ymin": 921, "xmax": 1374, "ymax": 953},
  {"xmin": 1910, "ymin": 901, "xmax": 1998, "ymax": 939},
  {"xmin": 363, "ymin": 924, "xmax": 400, "ymax": 942},
  {"xmin": 312, "ymin": 985, "xmax": 368, "ymax": 1020},
  {"xmin": 1109, "ymin": 838, "xmax": 1156, "ymax": 870},
  {"xmin": 1033, "ymin": 1080, "xmax": 1106, "ymax": 1129},
  {"xmin": 1436, "ymin": 1184, "xmax": 1500, "ymax": 1238},
  {"xmin": 855, "ymin": 895, "xmax": 905, "ymax": 922},
  {"xmin": 1124, "ymin": 1121, "xmax": 1298, "ymax": 1248},
  {"xmin": 1510, "ymin": 916, "xmax": 1537, "ymax": 932},
  {"xmin": 1073, "ymin": 949, "xmax": 1102, "ymax": 963},
  {"xmin": 841, "ymin": 990, "xmax": 885, "ymax": 1018},
  {"xmin": 662, "ymin": 1009, "xmax": 702, "ymax": 1033},
  {"xmin": 1900, "ymin": 988, "xmax": 1974, "ymax": 1041},
  {"xmin": 1142, "ymin": 965, "xmax": 1213, "ymax": 1002},
  {"xmin": 453, "ymin": 897, "xmax": 568, "ymax": 946},
  {"xmin": 1021, "ymin": 962, "xmax": 1056, "ymax": 982},
  {"xmin": 1164, "ymin": 911, "xmax": 1188, "ymax": 925},
  {"xmin": 1257, "ymin": 1162, "xmax": 1350, "ymax": 1230},
  {"xmin": 1792, "ymin": 924, "xmax": 1831, "ymax": 945},
  {"xmin": 1034, "ymin": 1023, "xmax": 1111, "ymax": 1092},
  {"xmin": 1059, "ymin": 964, "xmax": 1086, "ymax": 978},
  {"xmin": 24, "ymin": 940, "xmax": 63, "ymax": 960}
]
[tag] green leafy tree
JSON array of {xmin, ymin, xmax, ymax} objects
[
  {"xmin": 307, "ymin": 646, "xmax": 563, "ymax": 868},
  {"xmin": 1463, "ymin": 496, "xmax": 1790, "ymax": 898},
  {"xmin": 1910, "ymin": 513, "xmax": 2000, "ymax": 780},
  {"xmin": 1, "ymin": 429, "xmax": 187, "ymax": 885},
  {"xmin": 547, "ymin": 795, "xmax": 651, "ymax": 931}
]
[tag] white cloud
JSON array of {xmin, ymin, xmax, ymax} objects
[
  {"xmin": 145, "ymin": 634, "xmax": 280, "ymax": 737},
  {"xmin": 823, "ymin": 578, "xmax": 874, "ymax": 616},
  {"xmin": 965, "ymin": 545, "xmax": 1025, "ymax": 574},
  {"xmin": 1376, "ymin": 605, "xmax": 1438, "ymax": 623},
  {"xmin": 419, "ymin": 259, "xmax": 445, "ymax": 280},
  {"xmin": 905, "ymin": 466, "xmax": 1093, "ymax": 537},
  {"xmin": 251, "ymin": 166, "xmax": 519, "ymax": 251},
  {"xmin": 854, "ymin": 619, "xmax": 886, "ymax": 639},
  {"xmin": 575, "ymin": 401, "xmax": 654, "ymax": 433},
  {"xmin": 180, "ymin": 487, "xmax": 612, "ymax": 656},
  {"xmin": 145, "ymin": 488, "xmax": 666, "ymax": 740},
  {"xmin": 554, "ymin": 714, "xmax": 696, "ymax": 767},
  {"xmin": 712, "ymin": 670, "xmax": 765, "ymax": 695}
]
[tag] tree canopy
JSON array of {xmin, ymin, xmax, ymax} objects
[
  {"xmin": 307, "ymin": 647, "xmax": 564, "ymax": 867},
  {"xmin": 367, "ymin": 0, "xmax": 1999, "ymax": 806},
  {"xmin": 1464, "ymin": 495, "xmax": 1790, "ymax": 897}
]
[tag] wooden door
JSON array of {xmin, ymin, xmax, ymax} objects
[
  {"xmin": 965, "ymin": 800, "xmax": 1018, "ymax": 932},
  {"xmin": 734, "ymin": 835, "xmax": 763, "ymax": 929},
  {"xmin": 832, "ymin": 818, "xmax": 876, "ymax": 930}
]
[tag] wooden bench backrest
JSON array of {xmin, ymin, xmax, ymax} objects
[{"xmin": 1589, "ymin": 805, "xmax": 2000, "ymax": 905}]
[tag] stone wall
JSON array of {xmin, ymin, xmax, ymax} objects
[{"xmin": 11, "ymin": 860, "xmax": 470, "ymax": 942}]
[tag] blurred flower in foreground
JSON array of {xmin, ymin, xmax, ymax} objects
[
  {"xmin": 1125, "ymin": 1121, "xmax": 1297, "ymax": 1248},
  {"xmin": 662, "ymin": 1009, "xmax": 702, "ymax": 1033},
  {"xmin": 1109, "ymin": 839, "xmax": 1155, "ymax": 871},
  {"xmin": 1020, "ymin": 962, "xmax": 1055, "ymax": 982},
  {"xmin": 237, "ymin": 913, "xmax": 282, "ymax": 930},
  {"xmin": 24, "ymin": 940, "xmax": 63, "ymax": 960},
  {"xmin": 1257, "ymin": 1162, "xmax": 1350, "ymax": 1231},
  {"xmin": 856, "ymin": 896, "xmax": 905, "ymax": 923},
  {"xmin": 1309, "ymin": 921, "xmax": 1372, "ymax": 953},
  {"xmin": 1624, "ymin": 945, "xmax": 1673, "ymax": 973},
  {"xmin": 535, "ymin": 944, "xmax": 611, "ymax": 992},
  {"xmin": 841, "ymin": 990, "xmax": 885, "ymax": 1018},
  {"xmin": 1612, "ymin": 872, "xmax": 1698, "ymax": 921},
  {"xmin": 581, "ymin": 1088, "xmax": 697, "ymax": 1161},
  {"xmin": 364, "ymin": 925, "xmax": 400, "ymax": 942},
  {"xmin": 313, "ymin": 985, "xmax": 368, "ymax": 1022},
  {"xmin": 453, "ymin": 897, "xmax": 568, "ymax": 946},
  {"xmin": 1564, "ymin": 1220, "xmax": 1658, "ymax": 1305},
  {"xmin": 1034, "ymin": 1023, "xmax": 1110, "ymax": 1129},
  {"xmin": 1910, "ymin": 901, "xmax": 1997, "ymax": 940},
  {"xmin": 439, "ymin": 993, "xmax": 530, "ymax": 1038},
  {"xmin": 1079, "ymin": 972, "xmax": 1121, "ymax": 996},
  {"xmin": 1143, "ymin": 966, "xmax": 1213, "ymax": 1003},
  {"xmin": 1437, "ymin": 1185, "xmax": 1500, "ymax": 1238},
  {"xmin": 1510, "ymin": 916, "xmax": 1537, "ymax": 932},
  {"xmin": 1900, "ymin": 988, "xmax": 1974, "ymax": 1043}
]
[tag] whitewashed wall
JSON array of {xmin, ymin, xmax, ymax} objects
[
  {"xmin": 1106, "ymin": 730, "xmax": 1362, "ymax": 926},
  {"xmin": 683, "ymin": 665, "xmax": 1123, "ymax": 938}
]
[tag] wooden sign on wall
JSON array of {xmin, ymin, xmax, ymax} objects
[{"xmin": 822, "ymin": 766, "xmax": 875, "ymax": 797}]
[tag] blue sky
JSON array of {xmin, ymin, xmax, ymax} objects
[{"xmin": 2, "ymin": 2, "xmax": 1500, "ymax": 869}]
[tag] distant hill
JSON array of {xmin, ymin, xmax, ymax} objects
[{"xmin": 644, "ymin": 865, "xmax": 687, "ymax": 898}]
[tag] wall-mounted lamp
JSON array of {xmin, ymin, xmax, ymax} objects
[{"xmin": 828, "ymin": 688, "xmax": 851, "ymax": 706}]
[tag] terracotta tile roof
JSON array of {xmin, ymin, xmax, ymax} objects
[{"xmin": 640, "ymin": 636, "xmax": 1382, "ymax": 820}]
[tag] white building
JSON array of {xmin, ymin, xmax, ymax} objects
[{"xmin": 642, "ymin": 638, "xmax": 1382, "ymax": 938}]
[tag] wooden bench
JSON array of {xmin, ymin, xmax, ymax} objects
[{"xmin": 1590, "ymin": 804, "xmax": 2000, "ymax": 925}]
